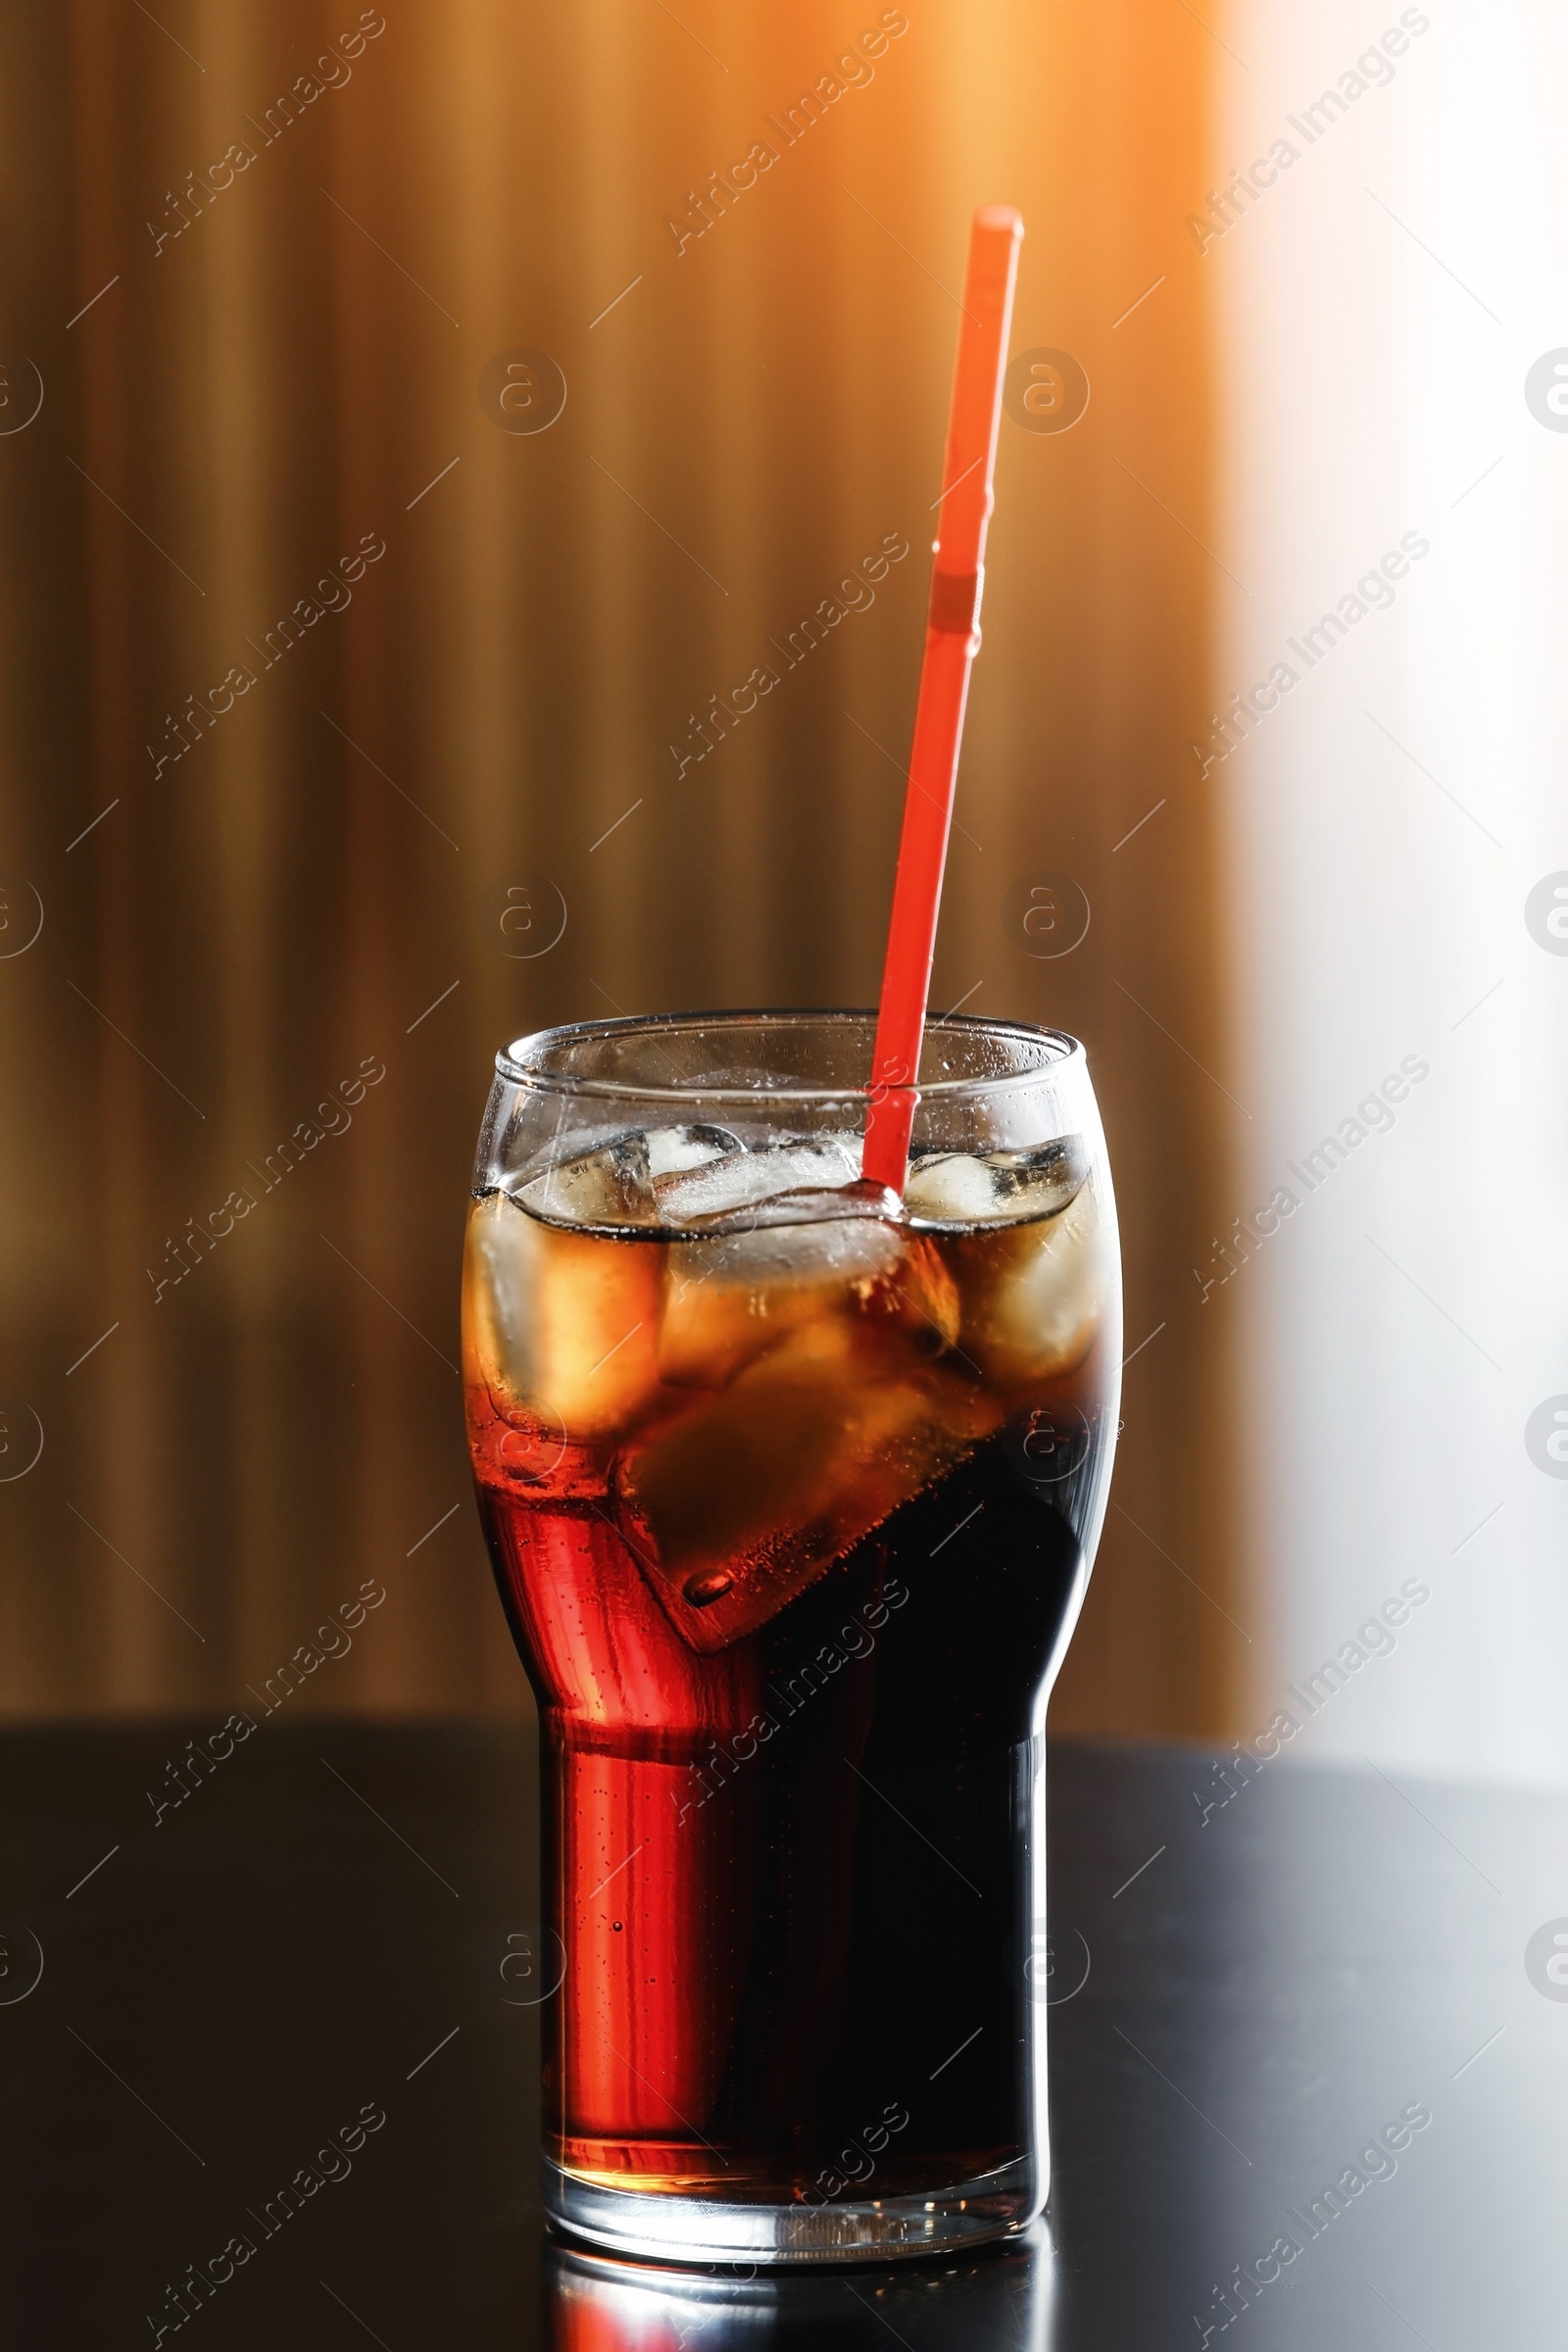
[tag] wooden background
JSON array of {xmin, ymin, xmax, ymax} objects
[{"xmin": 0, "ymin": 0, "xmax": 1238, "ymax": 1732}]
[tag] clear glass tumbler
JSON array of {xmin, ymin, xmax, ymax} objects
[{"xmin": 461, "ymin": 1011, "xmax": 1120, "ymax": 2265}]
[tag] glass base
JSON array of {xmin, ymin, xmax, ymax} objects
[{"xmin": 543, "ymin": 2153, "xmax": 1041, "ymax": 2267}]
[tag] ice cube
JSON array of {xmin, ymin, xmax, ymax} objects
[
  {"xmin": 658, "ymin": 1217, "xmax": 957, "ymax": 1389},
  {"xmin": 614, "ymin": 1323, "xmax": 1001, "ymax": 1651},
  {"xmin": 947, "ymin": 1183, "xmax": 1106, "ymax": 1391},
  {"xmin": 645, "ymin": 1123, "xmax": 743, "ymax": 1179},
  {"xmin": 684, "ymin": 1178, "xmax": 904, "ymax": 1237},
  {"xmin": 515, "ymin": 1126, "xmax": 749, "ymax": 1232},
  {"xmin": 904, "ymin": 1137, "xmax": 1088, "ymax": 1229},
  {"xmin": 462, "ymin": 1191, "xmax": 667, "ymax": 1442},
  {"xmin": 518, "ymin": 1132, "xmax": 659, "ymax": 1229},
  {"xmin": 652, "ymin": 1135, "xmax": 862, "ymax": 1230},
  {"xmin": 903, "ymin": 1152, "xmax": 1000, "ymax": 1227}
]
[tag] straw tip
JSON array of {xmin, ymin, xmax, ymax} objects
[{"xmin": 973, "ymin": 204, "xmax": 1024, "ymax": 240}]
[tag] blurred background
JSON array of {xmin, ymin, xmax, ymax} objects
[{"xmin": 0, "ymin": 0, "xmax": 1560, "ymax": 1783}]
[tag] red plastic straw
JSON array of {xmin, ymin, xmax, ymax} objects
[{"xmin": 861, "ymin": 205, "xmax": 1023, "ymax": 1194}]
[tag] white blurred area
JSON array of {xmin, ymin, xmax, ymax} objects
[{"xmin": 1212, "ymin": 3, "xmax": 1568, "ymax": 1783}]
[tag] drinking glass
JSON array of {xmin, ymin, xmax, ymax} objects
[{"xmin": 462, "ymin": 1010, "xmax": 1120, "ymax": 2264}]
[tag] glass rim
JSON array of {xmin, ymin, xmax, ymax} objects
[{"xmin": 494, "ymin": 1008, "xmax": 1086, "ymax": 1107}]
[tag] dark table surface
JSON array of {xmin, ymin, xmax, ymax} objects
[{"xmin": 2, "ymin": 1722, "xmax": 1562, "ymax": 2348}]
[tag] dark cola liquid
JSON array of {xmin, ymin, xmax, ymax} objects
[{"xmin": 475, "ymin": 1298, "xmax": 1111, "ymax": 2203}]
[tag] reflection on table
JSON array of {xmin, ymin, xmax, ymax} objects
[{"xmin": 544, "ymin": 2228, "xmax": 1053, "ymax": 2349}]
